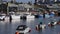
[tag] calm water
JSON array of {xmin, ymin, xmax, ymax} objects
[{"xmin": 0, "ymin": 17, "xmax": 60, "ymax": 34}]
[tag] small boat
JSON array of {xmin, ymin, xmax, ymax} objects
[
  {"xmin": 48, "ymin": 21, "xmax": 57, "ymax": 27},
  {"xmin": 45, "ymin": 14, "xmax": 50, "ymax": 18},
  {"xmin": 0, "ymin": 14, "xmax": 6, "ymax": 21},
  {"xmin": 27, "ymin": 15, "xmax": 35, "ymax": 19},
  {"xmin": 39, "ymin": 14, "xmax": 43, "ymax": 18},
  {"xmin": 36, "ymin": 24, "xmax": 46, "ymax": 31},
  {"xmin": 36, "ymin": 22, "xmax": 46, "ymax": 31},
  {"xmin": 49, "ymin": 12, "xmax": 55, "ymax": 17}
]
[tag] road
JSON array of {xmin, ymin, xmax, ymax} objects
[{"xmin": 0, "ymin": 17, "xmax": 60, "ymax": 34}]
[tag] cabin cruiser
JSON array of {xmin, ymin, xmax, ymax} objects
[
  {"xmin": 11, "ymin": 14, "xmax": 21, "ymax": 20},
  {"xmin": 20, "ymin": 14, "xmax": 27, "ymax": 20},
  {"xmin": 26, "ymin": 13, "xmax": 35, "ymax": 19},
  {"xmin": 20, "ymin": 13, "xmax": 35, "ymax": 20},
  {"xmin": 0, "ymin": 14, "xmax": 6, "ymax": 21},
  {"xmin": 9, "ymin": 12, "xmax": 21, "ymax": 20}
]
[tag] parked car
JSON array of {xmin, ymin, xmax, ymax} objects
[
  {"xmin": 15, "ymin": 25, "xmax": 31, "ymax": 34},
  {"xmin": 0, "ymin": 14, "xmax": 6, "ymax": 20}
]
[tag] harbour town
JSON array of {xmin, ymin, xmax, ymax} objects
[{"xmin": 0, "ymin": 0, "xmax": 60, "ymax": 34}]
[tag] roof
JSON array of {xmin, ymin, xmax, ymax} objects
[
  {"xmin": 47, "ymin": 4, "xmax": 60, "ymax": 8},
  {"xmin": 18, "ymin": 4, "xmax": 33, "ymax": 8},
  {"xmin": 16, "ymin": 25, "xmax": 27, "ymax": 31},
  {"xmin": 8, "ymin": 3, "xmax": 18, "ymax": 7}
]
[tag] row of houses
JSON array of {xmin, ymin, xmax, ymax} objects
[
  {"xmin": 0, "ymin": 2, "xmax": 35, "ymax": 15},
  {"xmin": 0, "ymin": 1, "xmax": 60, "ymax": 16},
  {"xmin": 35, "ymin": 0, "xmax": 60, "ymax": 4}
]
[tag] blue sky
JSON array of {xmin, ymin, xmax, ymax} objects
[{"xmin": 3, "ymin": 0, "xmax": 35, "ymax": 3}]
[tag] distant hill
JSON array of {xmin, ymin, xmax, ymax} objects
[{"xmin": 2, "ymin": 0, "xmax": 35, "ymax": 3}]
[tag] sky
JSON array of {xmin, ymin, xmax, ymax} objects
[{"xmin": 3, "ymin": 0, "xmax": 35, "ymax": 3}]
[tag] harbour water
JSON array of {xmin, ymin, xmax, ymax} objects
[{"xmin": 0, "ymin": 17, "xmax": 60, "ymax": 34}]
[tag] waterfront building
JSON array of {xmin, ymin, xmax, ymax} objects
[
  {"xmin": 35, "ymin": 0, "xmax": 60, "ymax": 4},
  {"xmin": 0, "ymin": 1, "xmax": 7, "ymax": 14},
  {"xmin": 7, "ymin": 2, "xmax": 34, "ymax": 14}
]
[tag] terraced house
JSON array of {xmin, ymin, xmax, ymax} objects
[{"xmin": 35, "ymin": 0, "xmax": 60, "ymax": 4}]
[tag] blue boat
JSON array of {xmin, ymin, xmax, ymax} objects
[
  {"xmin": 45, "ymin": 14, "xmax": 50, "ymax": 18},
  {"xmin": 39, "ymin": 14, "xmax": 43, "ymax": 18},
  {"xmin": 49, "ymin": 12, "xmax": 55, "ymax": 17}
]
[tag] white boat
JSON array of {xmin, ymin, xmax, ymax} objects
[
  {"xmin": 48, "ymin": 22, "xmax": 57, "ymax": 26},
  {"xmin": 0, "ymin": 14, "xmax": 6, "ymax": 20},
  {"xmin": 45, "ymin": 14, "xmax": 50, "ymax": 18},
  {"xmin": 27, "ymin": 15, "xmax": 35, "ymax": 19},
  {"xmin": 23, "ymin": 13, "xmax": 35, "ymax": 19},
  {"xmin": 11, "ymin": 14, "xmax": 21, "ymax": 20}
]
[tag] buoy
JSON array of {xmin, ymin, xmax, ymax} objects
[
  {"xmin": 15, "ymin": 32, "xmax": 19, "ymax": 34},
  {"xmin": 57, "ymin": 22, "xmax": 60, "ymax": 24}
]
